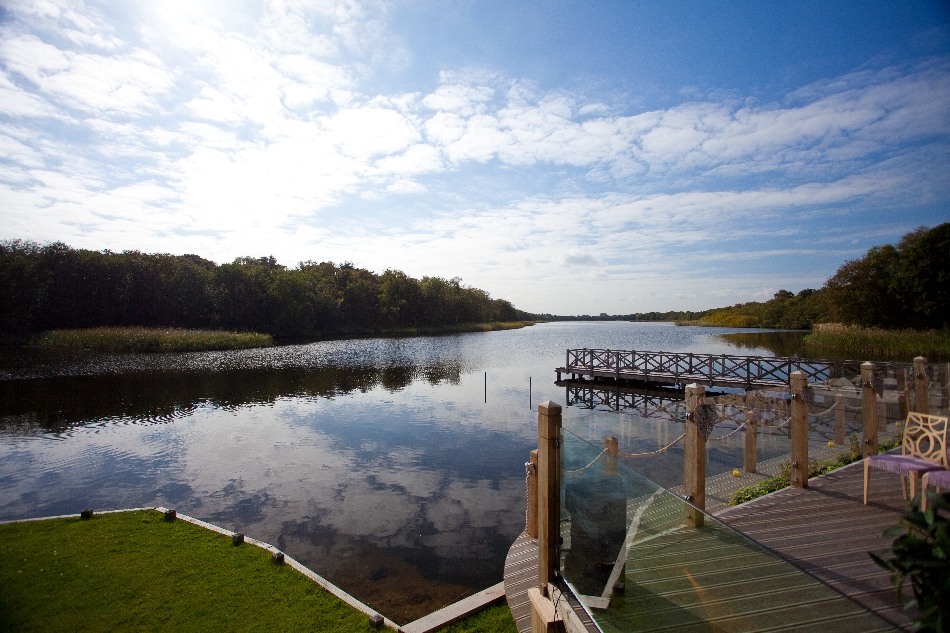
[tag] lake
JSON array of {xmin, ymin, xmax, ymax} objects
[{"xmin": 0, "ymin": 322, "xmax": 805, "ymax": 624}]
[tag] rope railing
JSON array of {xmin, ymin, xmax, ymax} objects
[
  {"xmin": 524, "ymin": 460, "xmax": 535, "ymax": 532},
  {"xmin": 562, "ymin": 449, "xmax": 607, "ymax": 475},
  {"xmin": 707, "ymin": 422, "xmax": 747, "ymax": 441},
  {"xmin": 617, "ymin": 433, "xmax": 685, "ymax": 458}
]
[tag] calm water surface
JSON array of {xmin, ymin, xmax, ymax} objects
[{"xmin": 0, "ymin": 322, "xmax": 803, "ymax": 623}]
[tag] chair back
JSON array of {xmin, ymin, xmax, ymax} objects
[{"xmin": 902, "ymin": 413, "xmax": 949, "ymax": 467}]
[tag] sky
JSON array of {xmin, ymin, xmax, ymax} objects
[{"xmin": 1, "ymin": 0, "xmax": 949, "ymax": 315}]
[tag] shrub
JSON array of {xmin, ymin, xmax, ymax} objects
[{"xmin": 871, "ymin": 491, "xmax": 950, "ymax": 633}]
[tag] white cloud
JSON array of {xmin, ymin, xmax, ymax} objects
[{"xmin": 0, "ymin": 1, "xmax": 946, "ymax": 312}]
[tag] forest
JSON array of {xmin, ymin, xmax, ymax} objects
[
  {"xmin": 0, "ymin": 242, "xmax": 528, "ymax": 341},
  {"xmin": 676, "ymin": 222, "xmax": 950, "ymax": 331}
]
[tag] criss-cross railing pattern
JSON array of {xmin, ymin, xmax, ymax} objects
[{"xmin": 562, "ymin": 348, "xmax": 889, "ymax": 389}]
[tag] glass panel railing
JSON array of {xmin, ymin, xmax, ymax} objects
[
  {"xmin": 562, "ymin": 377, "xmax": 909, "ymax": 500},
  {"xmin": 558, "ymin": 427, "xmax": 893, "ymax": 633}
]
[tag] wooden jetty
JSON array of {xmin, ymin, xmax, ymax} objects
[
  {"xmin": 557, "ymin": 348, "xmax": 897, "ymax": 390},
  {"xmin": 503, "ymin": 460, "xmax": 909, "ymax": 633},
  {"xmin": 716, "ymin": 460, "xmax": 916, "ymax": 631}
]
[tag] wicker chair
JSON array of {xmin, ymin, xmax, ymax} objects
[{"xmin": 863, "ymin": 412, "xmax": 948, "ymax": 504}]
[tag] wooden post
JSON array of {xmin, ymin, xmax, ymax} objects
[
  {"xmin": 528, "ymin": 587, "xmax": 564, "ymax": 633},
  {"xmin": 940, "ymin": 363, "xmax": 949, "ymax": 411},
  {"xmin": 604, "ymin": 436, "xmax": 618, "ymax": 476},
  {"xmin": 790, "ymin": 371, "xmax": 809, "ymax": 488},
  {"xmin": 744, "ymin": 391, "xmax": 757, "ymax": 473},
  {"xmin": 861, "ymin": 362, "xmax": 879, "ymax": 457},
  {"xmin": 527, "ymin": 450, "xmax": 539, "ymax": 539},
  {"xmin": 914, "ymin": 356, "xmax": 929, "ymax": 414},
  {"xmin": 684, "ymin": 384, "xmax": 706, "ymax": 528},
  {"xmin": 537, "ymin": 401, "xmax": 561, "ymax": 595},
  {"xmin": 834, "ymin": 394, "xmax": 846, "ymax": 447},
  {"xmin": 744, "ymin": 411, "xmax": 758, "ymax": 473},
  {"xmin": 896, "ymin": 368, "xmax": 909, "ymax": 422}
]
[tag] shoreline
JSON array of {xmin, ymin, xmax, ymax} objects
[{"xmin": 9, "ymin": 321, "xmax": 536, "ymax": 354}]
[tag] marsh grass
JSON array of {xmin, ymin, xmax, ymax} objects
[
  {"xmin": 33, "ymin": 327, "xmax": 273, "ymax": 353},
  {"xmin": 803, "ymin": 323, "xmax": 950, "ymax": 360},
  {"xmin": 0, "ymin": 510, "xmax": 392, "ymax": 633}
]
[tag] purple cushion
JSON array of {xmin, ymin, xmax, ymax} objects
[
  {"xmin": 924, "ymin": 469, "xmax": 950, "ymax": 487},
  {"xmin": 866, "ymin": 454, "xmax": 945, "ymax": 476}
]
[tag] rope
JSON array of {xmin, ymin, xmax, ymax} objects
[
  {"xmin": 524, "ymin": 461, "xmax": 536, "ymax": 531},
  {"xmin": 618, "ymin": 433, "xmax": 685, "ymax": 458},
  {"xmin": 562, "ymin": 449, "xmax": 606, "ymax": 475},
  {"xmin": 809, "ymin": 400, "xmax": 839, "ymax": 418},
  {"xmin": 707, "ymin": 422, "xmax": 747, "ymax": 441}
]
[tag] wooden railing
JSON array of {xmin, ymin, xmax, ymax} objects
[{"xmin": 560, "ymin": 348, "xmax": 910, "ymax": 389}]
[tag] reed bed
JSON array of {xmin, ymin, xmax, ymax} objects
[
  {"xmin": 803, "ymin": 323, "xmax": 950, "ymax": 360},
  {"xmin": 33, "ymin": 327, "xmax": 273, "ymax": 353}
]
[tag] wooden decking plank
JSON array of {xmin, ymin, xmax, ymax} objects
[
  {"xmin": 504, "ymin": 454, "xmax": 911, "ymax": 632},
  {"xmin": 503, "ymin": 532, "xmax": 600, "ymax": 633},
  {"xmin": 717, "ymin": 459, "xmax": 914, "ymax": 631}
]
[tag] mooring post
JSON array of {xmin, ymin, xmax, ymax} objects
[
  {"xmin": 527, "ymin": 449, "xmax": 538, "ymax": 539},
  {"xmin": 536, "ymin": 401, "xmax": 561, "ymax": 596},
  {"xmin": 684, "ymin": 384, "xmax": 706, "ymax": 528},
  {"xmin": 861, "ymin": 362, "xmax": 879, "ymax": 457},
  {"xmin": 835, "ymin": 393, "xmax": 846, "ymax": 447},
  {"xmin": 896, "ymin": 368, "xmax": 909, "ymax": 422},
  {"xmin": 790, "ymin": 371, "xmax": 809, "ymax": 488},
  {"xmin": 604, "ymin": 436, "xmax": 618, "ymax": 476},
  {"xmin": 914, "ymin": 356, "xmax": 929, "ymax": 414}
]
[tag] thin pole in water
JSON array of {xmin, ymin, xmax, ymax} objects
[
  {"xmin": 529, "ymin": 377, "xmax": 532, "ymax": 409},
  {"xmin": 484, "ymin": 372, "xmax": 487, "ymax": 403}
]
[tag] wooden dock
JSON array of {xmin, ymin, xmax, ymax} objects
[
  {"xmin": 503, "ymin": 532, "xmax": 600, "ymax": 633},
  {"xmin": 503, "ymin": 460, "xmax": 912, "ymax": 632},
  {"xmin": 557, "ymin": 348, "xmax": 898, "ymax": 390},
  {"xmin": 717, "ymin": 459, "xmax": 916, "ymax": 631}
]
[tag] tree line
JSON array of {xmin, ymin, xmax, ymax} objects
[
  {"xmin": 0, "ymin": 241, "xmax": 527, "ymax": 340},
  {"xmin": 685, "ymin": 222, "xmax": 950, "ymax": 330}
]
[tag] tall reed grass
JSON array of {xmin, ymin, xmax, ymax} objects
[
  {"xmin": 803, "ymin": 323, "xmax": 950, "ymax": 360},
  {"xmin": 33, "ymin": 327, "xmax": 273, "ymax": 353}
]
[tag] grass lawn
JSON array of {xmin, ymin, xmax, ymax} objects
[
  {"xmin": 0, "ymin": 510, "xmax": 392, "ymax": 633},
  {"xmin": 439, "ymin": 603, "xmax": 518, "ymax": 633}
]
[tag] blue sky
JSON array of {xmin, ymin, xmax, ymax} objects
[{"xmin": 1, "ymin": 0, "xmax": 948, "ymax": 314}]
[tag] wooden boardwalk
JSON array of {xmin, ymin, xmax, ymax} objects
[
  {"xmin": 504, "ymin": 533, "xmax": 600, "ymax": 633},
  {"xmin": 717, "ymin": 459, "xmax": 916, "ymax": 631},
  {"xmin": 504, "ymin": 460, "xmax": 911, "ymax": 632}
]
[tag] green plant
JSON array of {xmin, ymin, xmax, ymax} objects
[
  {"xmin": 850, "ymin": 433, "xmax": 861, "ymax": 460},
  {"xmin": 871, "ymin": 491, "xmax": 950, "ymax": 633},
  {"xmin": 729, "ymin": 452, "xmax": 863, "ymax": 506},
  {"xmin": 438, "ymin": 603, "xmax": 517, "ymax": 633}
]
